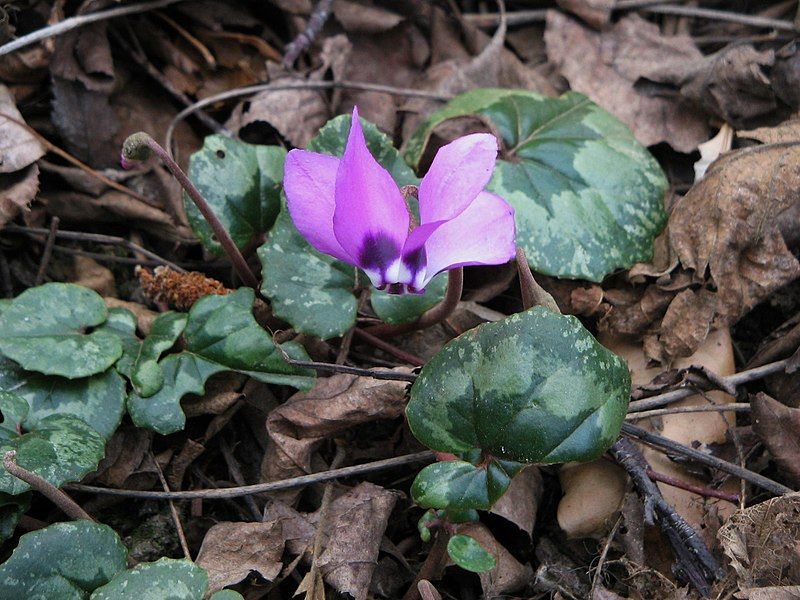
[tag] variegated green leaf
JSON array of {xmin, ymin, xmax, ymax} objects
[
  {"xmin": 447, "ymin": 534, "xmax": 496, "ymax": 573},
  {"xmin": 90, "ymin": 558, "xmax": 208, "ymax": 600}
]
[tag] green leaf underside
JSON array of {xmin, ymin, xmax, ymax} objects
[
  {"xmin": 407, "ymin": 307, "xmax": 630, "ymax": 465},
  {"xmin": 128, "ymin": 289, "xmax": 314, "ymax": 434},
  {"xmin": 447, "ymin": 534, "xmax": 497, "ymax": 573},
  {"xmin": 186, "ymin": 135, "xmax": 285, "ymax": 255},
  {"xmin": 0, "ymin": 357, "xmax": 125, "ymax": 439},
  {"xmin": 0, "ymin": 521, "xmax": 127, "ymax": 598},
  {"xmin": 405, "ymin": 89, "xmax": 668, "ymax": 282},
  {"xmin": 90, "ymin": 558, "xmax": 208, "ymax": 600},
  {"xmin": 0, "ymin": 283, "xmax": 122, "ymax": 378},
  {"xmin": 260, "ymin": 114, "xmax": 437, "ymax": 338},
  {"xmin": 0, "ymin": 392, "xmax": 106, "ymax": 495}
]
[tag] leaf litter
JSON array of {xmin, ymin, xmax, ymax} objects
[{"xmin": 2, "ymin": 1, "xmax": 800, "ymax": 599}]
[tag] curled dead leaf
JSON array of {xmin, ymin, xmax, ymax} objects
[{"xmin": 751, "ymin": 393, "xmax": 800, "ymax": 487}]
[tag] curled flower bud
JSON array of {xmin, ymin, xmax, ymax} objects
[{"xmin": 120, "ymin": 132, "xmax": 154, "ymax": 169}]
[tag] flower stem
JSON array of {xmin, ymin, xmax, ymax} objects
[
  {"xmin": 365, "ymin": 267, "xmax": 463, "ymax": 338},
  {"xmin": 122, "ymin": 132, "xmax": 260, "ymax": 290},
  {"xmin": 515, "ymin": 247, "xmax": 559, "ymax": 313}
]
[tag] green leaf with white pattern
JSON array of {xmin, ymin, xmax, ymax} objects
[
  {"xmin": 0, "ymin": 521, "xmax": 127, "ymax": 599},
  {"xmin": 90, "ymin": 558, "xmax": 209, "ymax": 600},
  {"xmin": 408, "ymin": 307, "xmax": 630, "ymax": 463},
  {"xmin": 127, "ymin": 288, "xmax": 314, "ymax": 434},
  {"xmin": 405, "ymin": 89, "xmax": 668, "ymax": 282},
  {"xmin": 186, "ymin": 135, "xmax": 285, "ymax": 255},
  {"xmin": 447, "ymin": 534, "xmax": 496, "ymax": 573},
  {"xmin": 371, "ymin": 273, "xmax": 447, "ymax": 324},
  {"xmin": 259, "ymin": 114, "xmax": 422, "ymax": 338},
  {"xmin": 0, "ymin": 357, "xmax": 125, "ymax": 439},
  {"xmin": 0, "ymin": 283, "xmax": 122, "ymax": 378},
  {"xmin": 412, "ymin": 459, "xmax": 522, "ymax": 511},
  {"xmin": 0, "ymin": 392, "xmax": 106, "ymax": 495}
]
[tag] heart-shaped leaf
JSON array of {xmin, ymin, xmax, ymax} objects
[
  {"xmin": 90, "ymin": 558, "xmax": 208, "ymax": 600},
  {"xmin": 412, "ymin": 459, "xmax": 522, "ymax": 511},
  {"xmin": 405, "ymin": 89, "xmax": 668, "ymax": 282},
  {"xmin": 0, "ymin": 357, "xmax": 125, "ymax": 439},
  {"xmin": 127, "ymin": 288, "xmax": 314, "ymax": 434},
  {"xmin": 0, "ymin": 392, "xmax": 106, "ymax": 495},
  {"xmin": 406, "ymin": 307, "xmax": 630, "ymax": 510},
  {"xmin": 0, "ymin": 521, "xmax": 127, "ymax": 598},
  {"xmin": 186, "ymin": 135, "xmax": 285, "ymax": 255},
  {"xmin": 259, "ymin": 115, "xmax": 440, "ymax": 338},
  {"xmin": 0, "ymin": 283, "xmax": 122, "ymax": 378},
  {"xmin": 447, "ymin": 534, "xmax": 496, "ymax": 573}
]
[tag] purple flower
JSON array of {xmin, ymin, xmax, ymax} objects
[{"xmin": 283, "ymin": 107, "xmax": 516, "ymax": 294}]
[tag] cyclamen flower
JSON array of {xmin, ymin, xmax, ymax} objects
[{"xmin": 284, "ymin": 107, "xmax": 516, "ymax": 294}]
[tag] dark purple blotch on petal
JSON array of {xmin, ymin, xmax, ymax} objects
[{"xmin": 359, "ymin": 233, "xmax": 400, "ymax": 271}]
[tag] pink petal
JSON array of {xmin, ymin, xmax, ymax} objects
[
  {"xmin": 284, "ymin": 149, "xmax": 353, "ymax": 263},
  {"xmin": 418, "ymin": 133, "xmax": 498, "ymax": 225},
  {"xmin": 333, "ymin": 108, "xmax": 409, "ymax": 286},
  {"xmin": 418, "ymin": 191, "xmax": 516, "ymax": 288}
]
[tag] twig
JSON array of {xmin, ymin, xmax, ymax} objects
[
  {"xmin": 284, "ymin": 359, "xmax": 418, "ymax": 382},
  {"xmin": 462, "ymin": 9, "xmax": 546, "ymax": 27},
  {"xmin": 590, "ymin": 515, "xmax": 622, "ymax": 600},
  {"xmin": 2, "ymin": 224, "xmax": 186, "ymax": 272},
  {"xmin": 516, "ymin": 247, "xmax": 559, "ymax": 313},
  {"xmin": 34, "ymin": 217, "xmax": 59, "ymax": 285},
  {"xmin": 66, "ymin": 451, "xmax": 434, "ymax": 499},
  {"xmin": 3, "ymin": 450, "xmax": 93, "ymax": 521},
  {"xmin": 153, "ymin": 453, "xmax": 191, "ymax": 560},
  {"xmin": 645, "ymin": 467, "xmax": 739, "ymax": 503},
  {"xmin": 122, "ymin": 133, "xmax": 260, "ymax": 290},
  {"xmin": 402, "ymin": 529, "xmax": 452, "ymax": 600},
  {"xmin": 626, "ymin": 403, "xmax": 750, "ymax": 420},
  {"xmin": 609, "ymin": 439, "xmax": 720, "ymax": 596},
  {"xmin": 283, "ymin": 0, "xmax": 334, "ymax": 68},
  {"xmin": 0, "ymin": 0, "xmax": 192, "ymax": 56},
  {"xmin": 353, "ymin": 329, "xmax": 425, "ymax": 366},
  {"xmin": 640, "ymin": 5, "xmax": 795, "ymax": 32},
  {"xmin": 365, "ymin": 268, "xmax": 464, "ymax": 338},
  {"xmin": 620, "ymin": 422, "xmax": 792, "ymax": 495},
  {"xmin": 627, "ymin": 359, "xmax": 788, "ymax": 412},
  {"xmin": 220, "ymin": 436, "xmax": 261, "ymax": 521}
]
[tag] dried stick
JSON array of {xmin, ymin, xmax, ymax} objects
[
  {"xmin": 153, "ymin": 453, "xmax": 191, "ymax": 560},
  {"xmin": 3, "ymin": 451, "xmax": 93, "ymax": 521},
  {"xmin": 121, "ymin": 132, "xmax": 260, "ymax": 289},
  {"xmin": 284, "ymin": 359, "xmax": 418, "ymax": 382},
  {"xmin": 0, "ymin": 0, "xmax": 191, "ymax": 56},
  {"xmin": 626, "ymin": 403, "xmax": 750, "ymax": 421},
  {"xmin": 66, "ymin": 451, "xmax": 434, "ymax": 499},
  {"xmin": 645, "ymin": 467, "xmax": 739, "ymax": 504},
  {"xmin": 283, "ymin": 0, "xmax": 334, "ymax": 68},
  {"xmin": 609, "ymin": 439, "xmax": 720, "ymax": 596},
  {"xmin": 365, "ymin": 268, "xmax": 464, "ymax": 338},
  {"xmin": 640, "ymin": 5, "xmax": 795, "ymax": 31},
  {"xmin": 620, "ymin": 422, "xmax": 792, "ymax": 495},
  {"xmin": 34, "ymin": 217, "xmax": 59, "ymax": 285}
]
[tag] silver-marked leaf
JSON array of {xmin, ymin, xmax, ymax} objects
[
  {"xmin": 0, "ymin": 358, "xmax": 125, "ymax": 439},
  {"xmin": 90, "ymin": 558, "xmax": 208, "ymax": 600},
  {"xmin": 186, "ymin": 136, "xmax": 285, "ymax": 255},
  {"xmin": 0, "ymin": 392, "xmax": 106, "ymax": 495},
  {"xmin": 0, "ymin": 521, "xmax": 127, "ymax": 599},
  {"xmin": 259, "ymin": 114, "xmax": 428, "ymax": 339},
  {"xmin": 447, "ymin": 534, "xmax": 496, "ymax": 573},
  {"xmin": 412, "ymin": 459, "xmax": 522, "ymax": 511},
  {"xmin": 371, "ymin": 273, "xmax": 447, "ymax": 325},
  {"xmin": 405, "ymin": 89, "xmax": 668, "ymax": 282},
  {"xmin": 0, "ymin": 283, "xmax": 122, "ymax": 378},
  {"xmin": 127, "ymin": 288, "xmax": 314, "ymax": 434},
  {"xmin": 407, "ymin": 307, "xmax": 630, "ymax": 464}
]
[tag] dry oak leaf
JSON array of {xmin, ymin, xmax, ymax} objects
[
  {"xmin": 719, "ymin": 493, "xmax": 800, "ymax": 594},
  {"xmin": 0, "ymin": 164, "xmax": 39, "ymax": 229},
  {"xmin": 751, "ymin": 393, "xmax": 800, "ymax": 487},
  {"xmin": 196, "ymin": 521, "xmax": 284, "ymax": 593},
  {"xmin": 544, "ymin": 12, "xmax": 708, "ymax": 152},
  {"xmin": 458, "ymin": 522, "xmax": 533, "ymax": 597},
  {"xmin": 0, "ymin": 84, "xmax": 45, "ymax": 173}
]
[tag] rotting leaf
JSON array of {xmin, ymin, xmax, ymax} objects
[
  {"xmin": 405, "ymin": 88, "xmax": 668, "ymax": 282},
  {"xmin": 127, "ymin": 288, "xmax": 314, "ymax": 435},
  {"xmin": 751, "ymin": 393, "xmax": 800, "ymax": 487},
  {"xmin": 0, "ymin": 283, "xmax": 122, "ymax": 379}
]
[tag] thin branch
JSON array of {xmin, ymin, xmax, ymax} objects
[
  {"xmin": 626, "ymin": 403, "xmax": 751, "ymax": 421},
  {"xmin": 66, "ymin": 451, "xmax": 434, "ymax": 499},
  {"xmin": 3, "ymin": 451, "xmax": 93, "ymax": 521},
  {"xmin": 640, "ymin": 5, "xmax": 795, "ymax": 31},
  {"xmin": 284, "ymin": 359, "xmax": 418, "ymax": 382},
  {"xmin": 34, "ymin": 217, "xmax": 59, "ymax": 285},
  {"xmin": 122, "ymin": 133, "xmax": 260, "ymax": 290},
  {"xmin": 645, "ymin": 467, "xmax": 739, "ymax": 504},
  {"xmin": 620, "ymin": 422, "xmax": 792, "ymax": 496},
  {"xmin": 590, "ymin": 515, "xmax": 623, "ymax": 600},
  {"xmin": 0, "ymin": 0, "xmax": 192, "ymax": 56},
  {"xmin": 283, "ymin": 0, "xmax": 334, "ymax": 68},
  {"xmin": 365, "ymin": 268, "xmax": 464, "ymax": 338},
  {"xmin": 153, "ymin": 453, "xmax": 191, "ymax": 560}
]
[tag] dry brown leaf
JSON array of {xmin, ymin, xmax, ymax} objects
[
  {"xmin": 0, "ymin": 84, "xmax": 45, "ymax": 173},
  {"xmin": 417, "ymin": 580, "xmax": 443, "ymax": 600},
  {"xmin": 85, "ymin": 425, "xmax": 156, "ymax": 489},
  {"xmin": 751, "ymin": 393, "xmax": 800, "ymax": 486},
  {"xmin": 657, "ymin": 288, "xmax": 715, "ymax": 360},
  {"xmin": 718, "ymin": 493, "xmax": 800, "ymax": 593},
  {"xmin": 260, "ymin": 371, "xmax": 409, "ymax": 503},
  {"xmin": 555, "ymin": 0, "xmax": 614, "ymax": 28},
  {"xmin": 739, "ymin": 120, "xmax": 800, "ymax": 145},
  {"xmin": 0, "ymin": 164, "xmax": 39, "ymax": 228},
  {"xmin": 735, "ymin": 586, "xmax": 800, "ymax": 599},
  {"xmin": 490, "ymin": 466, "xmax": 542, "ymax": 537},
  {"xmin": 103, "ymin": 298, "xmax": 157, "ymax": 335},
  {"xmin": 458, "ymin": 523, "xmax": 533, "ymax": 597},
  {"xmin": 332, "ymin": 0, "xmax": 404, "ymax": 33},
  {"xmin": 138, "ymin": 266, "xmax": 229, "ymax": 311},
  {"xmin": 196, "ymin": 521, "xmax": 284, "ymax": 593},
  {"xmin": 165, "ymin": 439, "xmax": 205, "ymax": 490},
  {"xmin": 774, "ymin": 41, "xmax": 800, "ymax": 110},
  {"xmin": 71, "ymin": 255, "xmax": 117, "ymax": 297},
  {"xmin": 544, "ymin": 13, "xmax": 708, "ymax": 152}
]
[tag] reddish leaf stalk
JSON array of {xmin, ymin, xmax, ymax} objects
[{"xmin": 121, "ymin": 132, "xmax": 260, "ymax": 290}]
